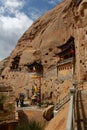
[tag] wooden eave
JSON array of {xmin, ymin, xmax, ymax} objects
[
  {"xmin": 57, "ymin": 36, "xmax": 74, "ymax": 49},
  {"xmin": 56, "ymin": 46, "xmax": 72, "ymax": 56}
]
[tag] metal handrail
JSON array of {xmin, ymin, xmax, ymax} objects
[
  {"xmin": 66, "ymin": 87, "xmax": 76, "ymax": 130},
  {"xmin": 55, "ymin": 93, "xmax": 70, "ymax": 111}
]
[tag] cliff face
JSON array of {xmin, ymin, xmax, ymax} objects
[
  {"xmin": 0, "ymin": 57, "xmax": 9, "ymax": 75},
  {"xmin": 0, "ymin": 0, "xmax": 87, "ymax": 101},
  {"xmin": 7, "ymin": 0, "xmax": 75, "ymax": 71}
]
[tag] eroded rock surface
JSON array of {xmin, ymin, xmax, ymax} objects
[{"xmin": 0, "ymin": 0, "xmax": 87, "ymax": 116}]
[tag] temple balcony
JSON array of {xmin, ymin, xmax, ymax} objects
[
  {"xmin": 29, "ymin": 71, "xmax": 43, "ymax": 78},
  {"xmin": 58, "ymin": 57, "xmax": 75, "ymax": 66}
]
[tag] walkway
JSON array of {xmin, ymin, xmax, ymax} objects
[
  {"xmin": 17, "ymin": 105, "xmax": 44, "ymax": 112},
  {"xmin": 74, "ymin": 90, "xmax": 87, "ymax": 130}
]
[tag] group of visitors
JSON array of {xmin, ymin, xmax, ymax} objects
[
  {"xmin": 15, "ymin": 93, "xmax": 25, "ymax": 107},
  {"xmin": 15, "ymin": 83, "xmax": 40, "ymax": 107}
]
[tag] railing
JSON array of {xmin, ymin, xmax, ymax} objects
[
  {"xmin": 29, "ymin": 72, "xmax": 43, "ymax": 78},
  {"xmin": 66, "ymin": 86, "xmax": 76, "ymax": 130},
  {"xmin": 44, "ymin": 57, "xmax": 75, "ymax": 76},
  {"xmin": 58, "ymin": 57, "xmax": 74, "ymax": 66},
  {"xmin": 55, "ymin": 93, "xmax": 70, "ymax": 111}
]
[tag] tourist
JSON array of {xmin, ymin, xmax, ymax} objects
[{"xmin": 15, "ymin": 97, "xmax": 19, "ymax": 107}]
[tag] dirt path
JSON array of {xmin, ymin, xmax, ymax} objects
[{"xmin": 17, "ymin": 106, "xmax": 48, "ymax": 129}]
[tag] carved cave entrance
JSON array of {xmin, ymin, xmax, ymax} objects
[
  {"xmin": 25, "ymin": 61, "xmax": 43, "ymax": 75},
  {"xmin": 10, "ymin": 55, "xmax": 20, "ymax": 71}
]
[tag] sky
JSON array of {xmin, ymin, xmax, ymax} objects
[{"xmin": 0, "ymin": 0, "xmax": 62, "ymax": 61}]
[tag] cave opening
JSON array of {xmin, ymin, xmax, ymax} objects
[
  {"xmin": 24, "ymin": 61, "xmax": 43, "ymax": 75},
  {"xmin": 10, "ymin": 55, "xmax": 20, "ymax": 70}
]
